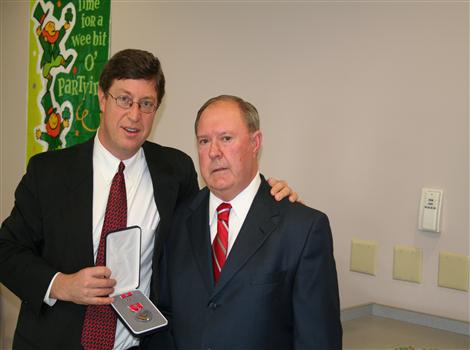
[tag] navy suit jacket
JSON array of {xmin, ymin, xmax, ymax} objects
[
  {"xmin": 0, "ymin": 137, "xmax": 199, "ymax": 350},
  {"xmin": 150, "ymin": 176, "xmax": 342, "ymax": 350}
]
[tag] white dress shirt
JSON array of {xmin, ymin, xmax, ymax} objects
[
  {"xmin": 209, "ymin": 172, "xmax": 261, "ymax": 255},
  {"xmin": 94, "ymin": 135, "xmax": 159, "ymax": 349},
  {"xmin": 44, "ymin": 135, "xmax": 159, "ymax": 350}
]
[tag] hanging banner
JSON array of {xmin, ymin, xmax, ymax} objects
[{"xmin": 27, "ymin": 0, "xmax": 110, "ymax": 161}]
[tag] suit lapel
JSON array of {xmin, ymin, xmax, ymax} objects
[
  {"xmin": 61, "ymin": 138, "xmax": 95, "ymax": 267},
  {"xmin": 212, "ymin": 179, "xmax": 280, "ymax": 298},
  {"xmin": 142, "ymin": 142, "xmax": 184, "ymax": 299},
  {"xmin": 148, "ymin": 165, "xmax": 178, "ymax": 231},
  {"xmin": 142, "ymin": 142, "xmax": 179, "ymax": 244},
  {"xmin": 187, "ymin": 189, "xmax": 214, "ymax": 293}
]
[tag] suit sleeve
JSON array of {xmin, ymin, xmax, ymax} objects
[
  {"xmin": 293, "ymin": 212, "xmax": 342, "ymax": 350},
  {"xmin": 0, "ymin": 157, "xmax": 58, "ymax": 315}
]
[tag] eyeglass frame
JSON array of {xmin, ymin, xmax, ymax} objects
[{"xmin": 106, "ymin": 92, "xmax": 158, "ymax": 114}]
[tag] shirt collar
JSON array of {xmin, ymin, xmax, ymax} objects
[
  {"xmin": 209, "ymin": 172, "xmax": 261, "ymax": 226},
  {"xmin": 93, "ymin": 133, "xmax": 143, "ymax": 184}
]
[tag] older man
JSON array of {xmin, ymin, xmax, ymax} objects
[{"xmin": 150, "ymin": 95, "xmax": 342, "ymax": 350}]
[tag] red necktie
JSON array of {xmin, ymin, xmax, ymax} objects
[
  {"xmin": 81, "ymin": 162, "xmax": 127, "ymax": 350},
  {"xmin": 212, "ymin": 202, "xmax": 231, "ymax": 283}
]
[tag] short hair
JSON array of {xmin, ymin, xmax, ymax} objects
[
  {"xmin": 195, "ymin": 95, "xmax": 260, "ymax": 134},
  {"xmin": 99, "ymin": 49, "xmax": 166, "ymax": 108}
]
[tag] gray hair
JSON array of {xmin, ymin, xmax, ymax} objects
[{"xmin": 195, "ymin": 95, "xmax": 260, "ymax": 134}]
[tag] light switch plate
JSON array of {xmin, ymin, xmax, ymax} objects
[
  {"xmin": 418, "ymin": 188, "xmax": 443, "ymax": 232},
  {"xmin": 350, "ymin": 239, "xmax": 377, "ymax": 276}
]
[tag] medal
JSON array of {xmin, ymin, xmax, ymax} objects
[
  {"xmin": 127, "ymin": 301, "xmax": 152, "ymax": 322},
  {"xmin": 135, "ymin": 309, "xmax": 152, "ymax": 322}
]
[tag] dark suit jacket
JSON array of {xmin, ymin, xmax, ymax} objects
[
  {"xmin": 149, "ymin": 176, "xmax": 342, "ymax": 350},
  {"xmin": 0, "ymin": 137, "xmax": 199, "ymax": 350}
]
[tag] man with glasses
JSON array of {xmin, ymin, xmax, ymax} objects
[{"xmin": 0, "ymin": 49, "xmax": 296, "ymax": 350}]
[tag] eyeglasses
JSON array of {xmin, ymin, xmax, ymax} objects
[{"xmin": 107, "ymin": 92, "xmax": 157, "ymax": 114}]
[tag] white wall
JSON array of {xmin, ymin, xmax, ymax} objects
[
  {"xmin": 1, "ymin": 1, "xmax": 469, "ymax": 346},
  {"xmin": 1, "ymin": 1, "xmax": 30, "ymax": 348}
]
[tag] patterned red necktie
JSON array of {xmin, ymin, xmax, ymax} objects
[
  {"xmin": 212, "ymin": 202, "xmax": 231, "ymax": 283},
  {"xmin": 81, "ymin": 162, "xmax": 127, "ymax": 350}
]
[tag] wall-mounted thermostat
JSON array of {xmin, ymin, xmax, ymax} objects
[{"xmin": 418, "ymin": 188, "xmax": 443, "ymax": 232}]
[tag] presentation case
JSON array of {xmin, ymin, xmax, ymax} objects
[{"xmin": 106, "ymin": 226, "xmax": 168, "ymax": 336}]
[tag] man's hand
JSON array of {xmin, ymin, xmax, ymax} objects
[
  {"xmin": 50, "ymin": 266, "xmax": 116, "ymax": 305},
  {"xmin": 268, "ymin": 177, "xmax": 299, "ymax": 203}
]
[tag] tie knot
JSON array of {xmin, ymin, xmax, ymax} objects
[
  {"xmin": 217, "ymin": 202, "xmax": 231, "ymax": 222},
  {"xmin": 118, "ymin": 161, "xmax": 125, "ymax": 174}
]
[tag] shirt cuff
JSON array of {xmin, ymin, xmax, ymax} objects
[{"xmin": 43, "ymin": 272, "xmax": 60, "ymax": 306}]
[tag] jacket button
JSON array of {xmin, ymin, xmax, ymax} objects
[{"xmin": 208, "ymin": 302, "xmax": 218, "ymax": 309}]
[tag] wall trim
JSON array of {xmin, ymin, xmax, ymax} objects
[{"xmin": 341, "ymin": 303, "xmax": 470, "ymax": 336}]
